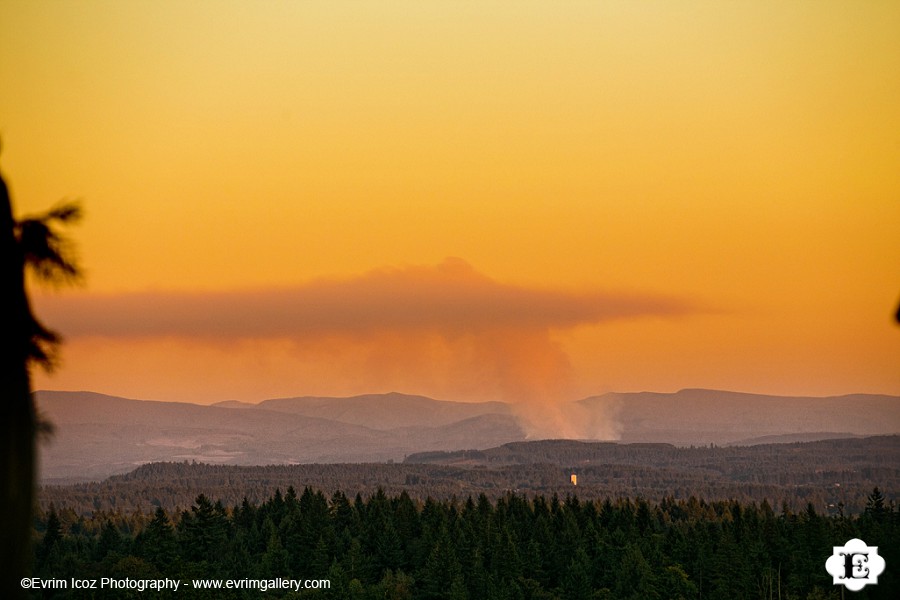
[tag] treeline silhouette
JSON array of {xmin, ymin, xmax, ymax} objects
[
  {"xmin": 404, "ymin": 437, "xmax": 900, "ymax": 468},
  {"xmin": 33, "ymin": 486, "xmax": 898, "ymax": 599}
]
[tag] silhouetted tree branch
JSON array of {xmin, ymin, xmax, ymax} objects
[{"xmin": 1, "ymin": 148, "xmax": 80, "ymax": 599}]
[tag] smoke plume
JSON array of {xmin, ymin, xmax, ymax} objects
[{"xmin": 33, "ymin": 258, "xmax": 699, "ymax": 438}]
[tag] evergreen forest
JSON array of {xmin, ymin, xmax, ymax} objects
[{"xmin": 31, "ymin": 485, "xmax": 898, "ymax": 599}]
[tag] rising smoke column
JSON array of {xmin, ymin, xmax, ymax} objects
[{"xmin": 33, "ymin": 258, "xmax": 699, "ymax": 437}]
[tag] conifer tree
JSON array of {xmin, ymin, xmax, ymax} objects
[
  {"xmin": 139, "ymin": 506, "xmax": 177, "ymax": 570},
  {"xmin": 1, "ymin": 152, "xmax": 80, "ymax": 598}
]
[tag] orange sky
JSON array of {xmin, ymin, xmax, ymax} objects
[{"xmin": 2, "ymin": 1, "xmax": 898, "ymax": 405}]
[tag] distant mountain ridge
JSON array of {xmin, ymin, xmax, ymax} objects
[
  {"xmin": 36, "ymin": 391, "xmax": 523, "ymax": 482},
  {"xmin": 580, "ymin": 388, "xmax": 900, "ymax": 445},
  {"xmin": 35, "ymin": 389, "xmax": 899, "ymax": 483},
  {"xmin": 213, "ymin": 392, "xmax": 512, "ymax": 429}
]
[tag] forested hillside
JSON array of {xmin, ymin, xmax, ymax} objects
[
  {"xmin": 40, "ymin": 436, "xmax": 899, "ymax": 516},
  {"xmin": 33, "ymin": 487, "xmax": 898, "ymax": 599}
]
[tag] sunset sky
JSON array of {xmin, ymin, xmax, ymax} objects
[{"xmin": 2, "ymin": 1, "xmax": 898, "ymax": 407}]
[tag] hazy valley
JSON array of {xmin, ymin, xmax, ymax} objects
[{"xmin": 36, "ymin": 389, "xmax": 899, "ymax": 483}]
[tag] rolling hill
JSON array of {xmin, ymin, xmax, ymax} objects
[
  {"xmin": 581, "ymin": 388, "xmax": 900, "ymax": 445},
  {"xmin": 214, "ymin": 392, "xmax": 512, "ymax": 429},
  {"xmin": 36, "ymin": 391, "xmax": 523, "ymax": 482},
  {"xmin": 35, "ymin": 388, "xmax": 899, "ymax": 482}
]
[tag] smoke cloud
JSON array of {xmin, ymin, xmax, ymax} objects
[{"xmin": 34, "ymin": 258, "xmax": 701, "ymax": 438}]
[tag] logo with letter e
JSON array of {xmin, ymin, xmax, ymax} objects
[{"xmin": 825, "ymin": 538, "xmax": 886, "ymax": 591}]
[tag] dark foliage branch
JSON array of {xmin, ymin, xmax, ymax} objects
[{"xmin": 1, "ymin": 153, "xmax": 80, "ymax": 600}]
